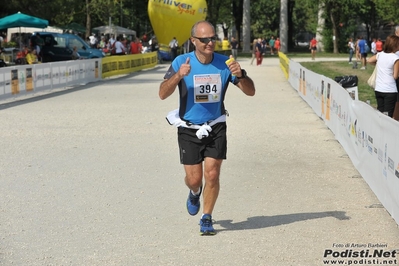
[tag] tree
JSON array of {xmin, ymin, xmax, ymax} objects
[
  {"xmin": 280, "ymin": 0, "xmax": 288, "ymax": 53},
  {"xmin": 242, "ymin": 0, "xmax": 251, "ymax": 52}
]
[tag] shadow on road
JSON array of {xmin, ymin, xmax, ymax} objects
[{"xmin": 215, "ymin": 211, "xmax": 350, "ymax": 232}]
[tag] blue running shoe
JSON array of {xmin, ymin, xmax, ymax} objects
[
  {"xmin": 186, "ymin": 187, "xmax": 202, "ymax": 216},
  {"xmin": 199, "ymin": 214, "xmax": 216, "ymax": 235}
]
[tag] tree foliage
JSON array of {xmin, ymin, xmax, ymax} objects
[{"xmin": 1, "ymin": 0, "xmax": 398, "ymax": 52}]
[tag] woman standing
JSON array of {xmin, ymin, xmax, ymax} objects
[
  {"xmin": 348, "ymin": 38, "xmax": 355, "ymax": 64},
  {"xmin": 250, "ymin": 38, "xmax": 257, "ymax": 65},
  {"xmin": 367, "ymin": 35, "xmax": 399, "ymax": 117},
  {"xmin": 355, "ymin": 36, "xmax": 361, "ymax": 61},
  {"xmin": 255, "ymin": 38, "xmax": 264, "ymax": 66}
]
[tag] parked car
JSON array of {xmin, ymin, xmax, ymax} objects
[{"xmin": 32, "ymin": 32, "xmax": 105, "ymax": 62}]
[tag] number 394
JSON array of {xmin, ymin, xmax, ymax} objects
[{"xmin": 199, "ymin": 84, "xmax": 217, "ymax": 93}]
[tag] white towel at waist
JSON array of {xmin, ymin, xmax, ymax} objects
[{"xmin": 166, "ymin": 109, "xmax": 226, "ymax": 139}]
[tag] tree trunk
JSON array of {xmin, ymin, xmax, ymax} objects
[
  {"xmin": 315, "ymin": 2, "xmax": 324, "ymax": 52},
  {"xmin": 329, "ymin": 9, "xmax": 338, "ymax": 53},
  {"xmin": 242, "ymin": 0, "xmax": 251, "ymax": 53},
  {"xmin": 280, "ymin": 0, "xmax": 288, "ymax": 53},
  {"xmin": 85, "ymin": 0, "xmax": 91, "ymax": 39}
]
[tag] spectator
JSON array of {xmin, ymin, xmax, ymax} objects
[
  {"xmin": 169, "ymin": 37, "xmax": 178, "ymax": 60},
  {"xmin": 348, "ymin": 38, "xmax": 355, "ymax": 64},
  {"xmin": 89, "ymin": 33, "xmax": 97, "ymax": 48},
  {"xmin": 130, "ymin": 38, "xmax": 142, "ymax": 54},
  {"xmin": 367, "ymin": 35, "xmax": 399, "ymax": 117},
  {"xmin": 269, "ymin": 36, "xmax": 275, "ymax": 55},
  {"xmin": 355, "ymin": 36, "xmax": 361, "ymax": 61},
  {"xmin": 15, "ymin": 46, "xmax": 28, "ymax": 64},
  {"xmin": 109, "ymin": 34, "xmax": 116, "ymax": 46},
  {"xmin": 151, "ymin": 37, "xmax": 160, "ymax": 63},
  {"xmin": 220, "ymin": 37, "xmax": 229, "ymax": 56},
  {"xmin": 376, "ymin": 38, "xmax": 383, "ymax": 53},
  {"xmin": 250, "ymin": 38, "xmax": 257, "ymax": 65},
  {"xmin": 357, "ymin": 36, "xmax": 367, "ymax": 70},
  {"xmin": 71, "ymin": 46, "xmax": 80, "ymax": 60},
  {"xmin": 99, "ymin": 36, "xmax": 106, "ymax": 49},
  {"xmin": 26, "ymin": 48, "xmax": 38, "ymax": 64},
  {"xmin": 255, "ymin": 38, "xmax": 264, "ymax": 66},
  {"xmin": 230, "ymin": 36, "xmax": 238, "ymax": 60},
  {"xmin": 113, "ymin": 36, "xmax": 126, "ymax": 55},
  {"xmin": 274, "ymin": 37, "xmax": 281, "ymax": 53},
  {"xmin": 371, "ymin": 38, "xmax": 377, "ymax": 55},
  {"xmin": 309, "ymin": 37, "xmax": 317, "ymax": 60}
]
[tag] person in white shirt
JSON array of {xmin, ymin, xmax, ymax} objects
[
  {"xmin": 367, "ymin": 35, "xmax": 399, "ymax": 117},
  {"xmin": 89, "ymin": 33, "xmax": 97, "ymax": 48},
  {"xmin": 169, "ymin": 37, "xmax": 178, "ymax": 60},
  {"xmin": 348, "ymin": 38, "xmax": 355, "ymax": 63},
  {"xmin": 371, "ymin": 38, "xmax": 377, "ymax": 55},
  {"xmin": 109, "ymin": 34, "xmax": 115, "ymax": 46},
  {"xmin": 113, "ymin": 36, "xmax": 126, "ymax": 55}
]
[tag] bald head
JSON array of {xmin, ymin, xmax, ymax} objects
[{"xmin": 191, "ymin": 20, "xmax": 215, "ymax": 37}]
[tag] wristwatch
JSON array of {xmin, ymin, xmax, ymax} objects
[{"xmin": 237, "ymin": 69, "xmax": 247, "ymax": 79}]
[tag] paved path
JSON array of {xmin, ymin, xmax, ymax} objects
[{"xmin": 1, "ymin": 57, "xmax": 398, "ymax": 266}]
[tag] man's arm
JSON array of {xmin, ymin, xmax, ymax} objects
[
  {"xmin": 159, "ymin": 57, "xmax": 191, "ymax": 100},
  {"xmin": 236, "ymin": 75, "xmax": 256, "ymax": 96},
  {"xmin": 226, "ymin": 56, "xmax": 255, "ymax": 96},
  {"xmin": 159, "ymin": 73, "xmax": 183, "ymax": 100}
]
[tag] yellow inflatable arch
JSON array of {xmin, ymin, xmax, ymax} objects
[{"xmin": 148, "ymin": 0, "xmax": 208, "ymax": 46}]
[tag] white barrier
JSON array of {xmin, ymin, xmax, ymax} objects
[
  {"xmin": 0, "ymin": 59, "xmax": 102, "ymax": 101},
  {"xmin": 289, "ymin": 59, "xmax": 399, "ymax": 226}
]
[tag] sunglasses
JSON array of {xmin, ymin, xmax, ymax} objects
[{"xmin": 192, "ymin": 36, "xmax": 217, "ymax": 44}]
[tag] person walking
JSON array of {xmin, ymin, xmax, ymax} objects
[
  {"xmin": 309, "ymin": 37, "xmax": 317, "ymax": 60},
  {"xmin": 255, "ymin": 38, "xmax": 264, "ymax": 66},
  {"xmin": 230, "ymin": 36, "xmax": 238, "ymax": 61},
  {"xmin": 357, "ymin": 36, "xmax": 368, "ymax": 70},
  {"xmin": 250, "ymin": 38, "xmax": 257, "ymax": 65},
  {"xmin": 367, "ymin": 35, "xmax": 399, "ymax": 117},
  {"xmin": 159, "ymin": 20, "xmax": 255, "ymax": 235}
]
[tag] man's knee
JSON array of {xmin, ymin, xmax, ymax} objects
[
  {"xmin": 185, "ymin": 175, "xmax": 202, "ymax": 188},
  {"xmin": 204, "ymin": 163, "xmax": 222, "ymax": 183}
]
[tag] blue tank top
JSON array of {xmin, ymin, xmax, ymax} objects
[{"xmin": 164, "ymin": 51, "xmax": 238, "ymax": 125}]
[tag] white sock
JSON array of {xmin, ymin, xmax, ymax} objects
[
  {"xmin": 191, "ymin": 188, "xmax": 201, "ymax": 195},
  {"xmin": 201, "ymin": 213, "xmax": 211, "ymax": 218}
]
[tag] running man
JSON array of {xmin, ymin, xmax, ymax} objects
[{"xmin": 159, "ymin": 20, "xmax": 255, "ymax": 235}]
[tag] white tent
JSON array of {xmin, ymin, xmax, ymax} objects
[
  {"xmin": 7, "ymin": 26, "xmax": 63, "ymax": 41},
  {"xmin": 92, "ymin": 25, "xmax": 136, "ymax": 36}
]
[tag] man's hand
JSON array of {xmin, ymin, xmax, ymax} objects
[
  {"xmin": 225, "ymin": 55, "xmax": 242, "ymax": 77},
  {"xmin": 178, "ymin": 57, "xmax": 191, "ymax": 78}
]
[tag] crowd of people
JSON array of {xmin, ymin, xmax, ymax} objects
[
  {"xmin": 250, "ymin": 36, "xmax": 281, "ymax": 66},
  {"xmin": 86, "ymin": 33, "xmax": 159, "ymax": 56},
  {"xmin": 14, "ymin": 33, "xmax": 44, "ymax": 64}
]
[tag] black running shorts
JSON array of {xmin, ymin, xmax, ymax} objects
[{"xmin": 177, "ymin": 122, "xmax": 227, "ymax": 165}]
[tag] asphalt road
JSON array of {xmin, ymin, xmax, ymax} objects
[{"xmin": 0, "ymin": 56, "xmax": 398, "ymax": 266}]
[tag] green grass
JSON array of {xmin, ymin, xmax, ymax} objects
[
  {"xmin": 236, "ymin": 50, "xmax": 375, "ymax": 106},
  {"xmin": 300, "ymin": 60, "xmax": 376, "ymax": 107}
]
